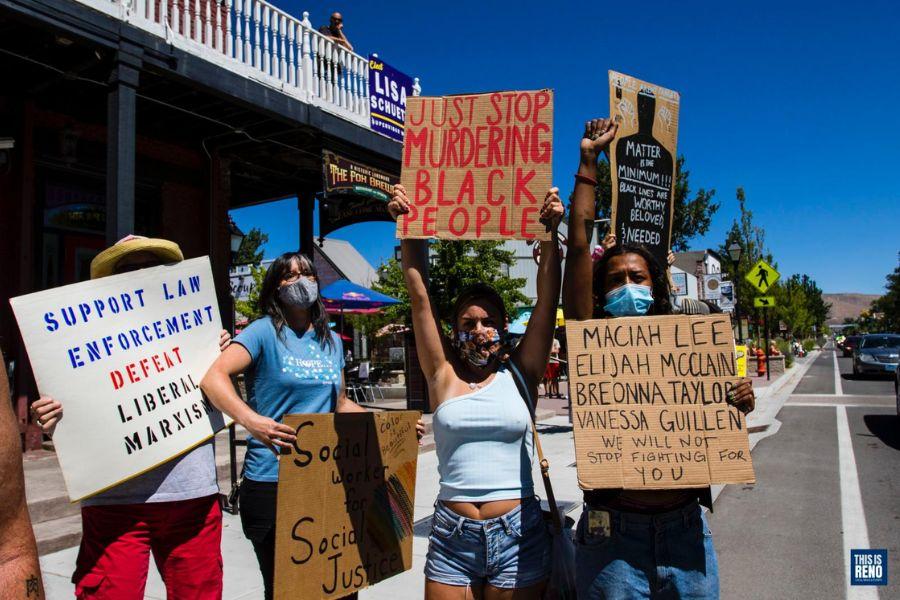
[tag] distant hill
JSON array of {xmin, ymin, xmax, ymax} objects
[{"xmin": 823, "ymin": 293, "xmax": 881, "ymax": 325}]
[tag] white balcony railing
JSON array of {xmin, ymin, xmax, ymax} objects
[{"xmin": 77, "ymin": 0, "xmax": 420, "ymax": 132}]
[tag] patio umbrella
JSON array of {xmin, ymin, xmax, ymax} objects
[
  {"xmin": 319, "ymin": 279, "xmax": 401, "ymax": 337},
  {"xmin": 507, "ymin": 308, "xmax": 565, "ymax": 335}
]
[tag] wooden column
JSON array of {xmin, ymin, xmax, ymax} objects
[
  {"xmin": 209, "ymin": 151, "xmax": 233, "ymax": 332},
  {"xmin": 106, "ymin": 42, "xmax": 142, "ymax": 244},
  {"xmin": 298, "ymin": 191, "xmax": 315, "ymax": 257}
]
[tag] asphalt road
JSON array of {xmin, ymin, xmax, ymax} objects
[{"xmin": 710, "ymin": 348, "xmax": 898, "ymax": 599}]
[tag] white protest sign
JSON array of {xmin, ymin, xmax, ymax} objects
[{"xmin": 10, "ymin": 257, "xmax": 230, "ymax": 501}]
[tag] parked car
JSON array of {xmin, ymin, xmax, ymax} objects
[
  {"xmin": 895, "ymin": 360, "xmax": 900, "ymax": 417},
  {"xmin": 842, "ymin": 335, "xmax": 862, "ymax": 357},
  {"xmin": 852, "ymin": 334, "xmax": 900, "ymax": 376}
]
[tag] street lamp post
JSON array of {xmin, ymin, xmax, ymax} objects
[
  {"xmin": 728, "ymin": 242, "xmax": 744, "ymax": 342},
  {"xmin": 224, "ymin": 217, "xmax": 245, "ymax": 515}
]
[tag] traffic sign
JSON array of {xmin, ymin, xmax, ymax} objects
[
  {"xmin": 746, "ymin": 259, "xmax": 780, "ymax": 293},
  {"xmin": 754, "ymin": 296, "xmax": 776, "ymax": 308}
]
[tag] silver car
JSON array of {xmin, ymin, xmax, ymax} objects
[{"xmin": 852, "ymin": 334, "xmax": 900, "ymax": 376}]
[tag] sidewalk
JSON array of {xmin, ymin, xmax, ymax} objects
[{"xmin": 37, "ymin": 361, "xmax": 809, "ymax": 599}]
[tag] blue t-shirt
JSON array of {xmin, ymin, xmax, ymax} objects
[{"xmin": 234, "ymin": 317, "xmax": 344, "ymax": 482}]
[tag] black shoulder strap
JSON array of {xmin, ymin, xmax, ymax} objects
[{"xmin": 505, "ymin": 358, "xmax": 536, "ymax": 417}]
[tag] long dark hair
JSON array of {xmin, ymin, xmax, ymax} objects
[
  {"xmin": 256, "ymin": 252, "xmax": 334, "ymax": 350},
  {"xmin": 592, "ymin": 244, "xmax": 672, "ymax": 318}
]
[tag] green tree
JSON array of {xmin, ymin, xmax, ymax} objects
[
  {"xmin": 869, "ymin": 254, "xmax": 900, "ymax": 331},
  {"xmin": 592, "ymin": 155, "xmax": 719, "ymax": 250},
  {"xmin": 773, "ymin": 275, "xmax": 812, "ymax": 337},
  {"xmin": 373, "ymin": 240, "xmax": 528, "ymax": 326},
  {"xmin": 234, "ymin": 265, "xmax": 267, "ymax": 320},
  {"xmin": 717, "ymin": 187, "xmax": 779, "ymax": 342},
  {"xmin": 799, "ymin": 274, "xmax": 831, "ymax": 332},
  {"xmin": 235, "ymin": 227, "xmax": 269, "ymax": 265}
]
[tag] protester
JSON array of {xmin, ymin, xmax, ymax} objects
[
  {"xmin": 544, "ymin": 337, "xmax": 562, "ymax": 397},
  {"xmin": 318, "ymin": 12, "xmax": 353, "ymax": 51},
  {"xmin": 563, "ymin": 118, "xmax": 756, "ymax": 599},
  {"xmin": 388, "ymin": 183, "xmax": 564, "ymax": 599},
  {"xmin": 31, "ymin": 235, "xmax": 230, "ymax": 600},
  {"xmin": 1, "ymin": 349, "xmax": 44, "ymax": 598},
  {"xmin": 769, "ymin": 341, "xmax": 782, "ymax": 356},
  {"xmin": 200, "ymin": 252, "xmax": 423, "ymax": 600}
]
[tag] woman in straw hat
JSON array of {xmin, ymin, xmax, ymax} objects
[{"xmin": 32, "ymin": 235, "xmax": 231, "ymax": 600}]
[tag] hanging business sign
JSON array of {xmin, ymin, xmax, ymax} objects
[
  {"xmin": 703, "ymin": 273, "xmax": 722, "ymax": 301},
  {"xmin": 718, "ymin": 281, "xmax": 735, "ymax": 312},
  {"xmin": 320, "ymin": 151, "xmax": 399, "ymax": 238},
  {"xmin": 368, "ymin": 55, "xmax": 414, "ymax": 142},
  {"xmin": 671, "ymin": 272, "xmax": 688, "ymax": 297},
  {"xmin": 608, "ymin": 71, "xmax": 680, "ymax": 268}
]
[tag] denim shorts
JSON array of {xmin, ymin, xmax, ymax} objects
[
  {"xmin": 424, "ymin": 497, "xmax": 552, "ymax": 589},
  {"xmin": 575, "ymin": 501, "xmax": 718, "ymax": 599}
]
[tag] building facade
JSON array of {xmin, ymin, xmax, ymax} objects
[{"xmin": 1, "ymin": 0, "xmax": 416, "ymax": 448}]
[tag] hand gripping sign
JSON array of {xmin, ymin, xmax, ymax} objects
[
  {"xmin": 10, "ymin": 257, "xmax": 229, "ymax": 501},
  {"xmin": 397, "ymin": 90, "xmax": 553, "ymax": 241}
]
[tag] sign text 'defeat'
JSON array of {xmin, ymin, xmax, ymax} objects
[
  {"xmin": 9, "ymin": 257, "xmax": 229, "ymax": 501},
  {"xmin": 274, "ymin": 412, "xmax": 420, "ymax": 600},
  {"xmin": 565, "ymin": 315, "xmax": 755, "ymax": 490},
  {"xmin": 397, "ymin": 90, "xmax": 553, "ymax": 241},
  {"xmin": 608, "ymin": 71, "xmax": 680, "ymax": 268}
]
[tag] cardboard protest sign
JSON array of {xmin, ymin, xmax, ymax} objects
[
  {"xmin": 398, "ymin": 90, "xmax": 553, "ymax": 241},
  {"xmin": 565, "ymin": 315, "xmax": 755, "ymax": 490},
  {"xmin": 274, "ymin": 411, "xmax": 420, "ymax": 600},
  {"xmin": 10, "ymin": 257, "xmax": 228, "ymax": 501},
  {"xmin": 608, "ymin": 71, "xmax": 680, "ymax": 267}
]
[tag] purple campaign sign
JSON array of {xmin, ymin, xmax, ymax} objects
[{"xmin": 368, "ymin": 55, "xmax": 413, "ymax": 142}]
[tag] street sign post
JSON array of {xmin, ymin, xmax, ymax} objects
[
  {"xmin": 754, "ymin": 296, "xmax": 776, "ymax": 308},
  {"xmin": 746, "ymin": 259, "xmax": 780, "ymax": 294}
]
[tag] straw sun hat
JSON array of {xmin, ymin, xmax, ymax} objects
[{"xmin": 90, "ymin": 235, "xmax": 184, "ymax": 279}]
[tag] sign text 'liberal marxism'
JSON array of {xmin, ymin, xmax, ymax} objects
[
  {"xmin": 398, "ymin": 90, "xmax": 553, "ymax": 241},
  {"xmin": 10, "ymin": 257, "xmax": 227, "ymax": 500},
  {"xmin": 565, "ymin": 315, "xmax": 755, "ymax": 490},
  {"xmin": 274, "ymin": 412, "xmax": 419, "ymax": 600},
  {"xmin": 609, "ymin": 71, "xmax": 680, "ymax": 267}
]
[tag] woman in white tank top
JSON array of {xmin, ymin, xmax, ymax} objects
[{"xmin": 388, "ymin": 183, "xmax": 564, "ymax": 600}]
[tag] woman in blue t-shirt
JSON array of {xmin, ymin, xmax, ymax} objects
[{"xmin": 201, "ymin": 252, "xmax": 367, "ymax": 600}]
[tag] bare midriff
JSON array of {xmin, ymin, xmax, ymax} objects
[{"xmin": 443, "ymin": 497, "xmax": 523, "ymax": 520}]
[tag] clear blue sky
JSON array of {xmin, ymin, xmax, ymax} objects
[{"xmin": 231, "ymin": 0, "xmax": 900, "ymax": 295}]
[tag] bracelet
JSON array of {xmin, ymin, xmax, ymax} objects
[{"xmin": 574, "ymin": 173, "xmax": 598, "ymax": 187}]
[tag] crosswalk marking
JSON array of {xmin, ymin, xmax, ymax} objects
[
  {"xmin": 836, "ymin": 405, "xmax": 878, "ymax": 600},
  {"xmin": 834, "ymin": 350, "xmax": 844, "ymax": 396}
]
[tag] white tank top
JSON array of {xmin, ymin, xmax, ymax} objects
[{"xmin": 432, "ymin": 366, "xmax": 535, "ymax": 501}]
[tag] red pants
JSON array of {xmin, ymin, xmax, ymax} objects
[{"xmin": 73, "ymin": 494, "xmax": 222, "ymax": 599}]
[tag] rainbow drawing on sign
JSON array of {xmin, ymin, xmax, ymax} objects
[{"xmin": 365, "ymin": 461, "xmax": 416, "ymax": 552}]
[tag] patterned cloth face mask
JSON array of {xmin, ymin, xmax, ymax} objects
[
  {"xmin": 455, "ymin": 329, "xmax": 502, "ymax": 367},
  {"xmin": 279, "ymin": 277, "xmax": 319, "ymax": 309}
]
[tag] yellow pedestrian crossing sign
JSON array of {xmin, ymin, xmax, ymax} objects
[
  {"xmin": 754, "ymin": 296, "xmax": 776, "ymax": 308},
  {"xmin": 746, "ymin": 259, "xmax": 780, "ymax": 293}
]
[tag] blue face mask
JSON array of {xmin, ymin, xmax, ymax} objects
[{"xmin": 604, "ymin": 283, "xmax": 653, "ymax": 317}]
